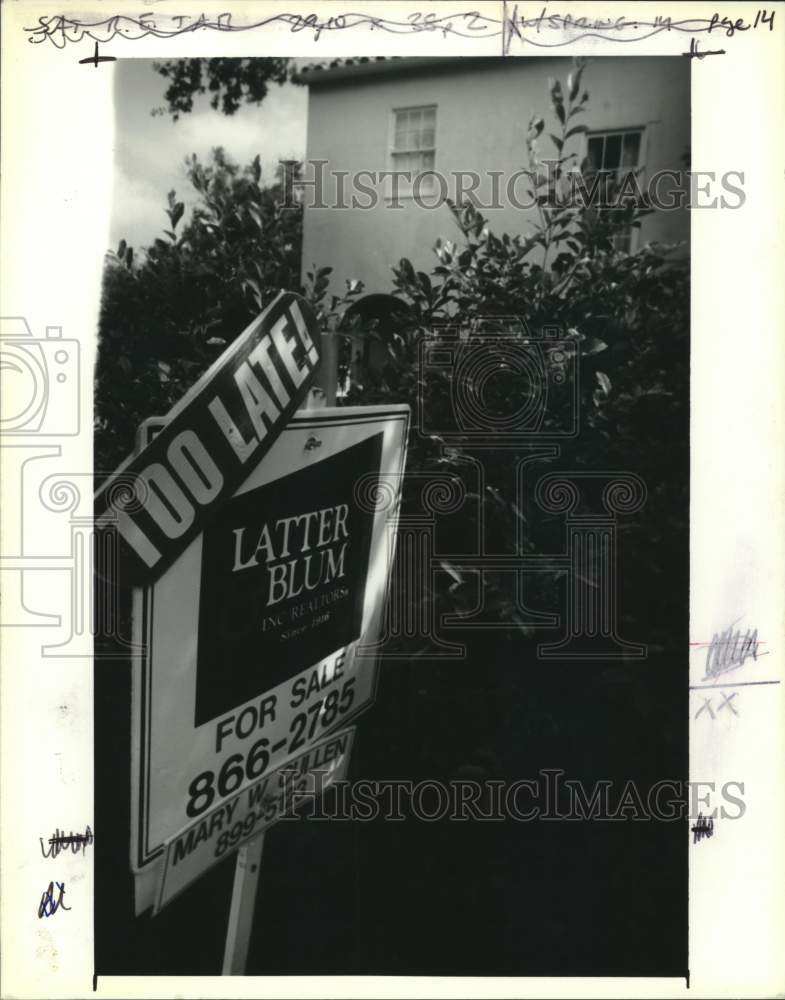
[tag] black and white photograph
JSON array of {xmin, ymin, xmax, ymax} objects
[
  {"xmin": 1, "ymin": 3, "xmax": 784, "ymax": 998},
  {"xmin": 95, "ymin": 50, "xmax": 694, "ymax": 977}
]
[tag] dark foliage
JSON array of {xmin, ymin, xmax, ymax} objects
[{"xmin": 152, "ymin": 58, "xmax": 293, "ymax": 119}]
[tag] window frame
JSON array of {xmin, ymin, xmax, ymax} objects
[
  {"xmin": 387, "ymin": 103, "xmax": 438, "ymax": 199},
  {"xmin": 582, "ymin": 125, "xmax": 648, "ymax": 253}
]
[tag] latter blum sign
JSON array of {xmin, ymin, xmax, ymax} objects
[
  {"xmin": 130, "ymin": 404, "xmax": 410, "ymax": 902},
  {"xmin": 95, "ymin": 292, "xmax": 321, "ymax": 584},
  {"xmin": 195, "ymin": 431, "xmax": 381, "ymax": 722}
]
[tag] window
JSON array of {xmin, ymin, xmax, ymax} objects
[
  {"xmin": 585, "ymin": 128, "xmax": 644, "ymax": 252},
  {"xmin": 390, "ymin": 105, "xmax": 437, "ymax": 195}
]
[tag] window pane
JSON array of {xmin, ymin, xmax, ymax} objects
[
  {"xmin": 392, "ymin": 108, "xmax": 437, "ymax": 176},
  {"xmin": 587, "ymin": 136, "xmax": 604, "ymax": 172},
  {"xmin": 622, "ymin": 131, "xmax": 641, "ymax": 167},
  {"xmin": 400, "ymin": 152, "xmax": 417, "ymax": 173},
  {"xmin": 604, "ymin": 134, "xmax": 622, "ymax": 170}
]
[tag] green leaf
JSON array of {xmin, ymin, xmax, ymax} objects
[{"xmin": 398, "ymin": 257, "xmax": 416, "ymax": 283}]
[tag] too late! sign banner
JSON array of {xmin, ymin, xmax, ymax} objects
[{"xmin": 95, "ymin": 292, "xmax": 321, "ymax": 585}]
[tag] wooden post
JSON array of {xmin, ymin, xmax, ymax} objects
[
  {"xmin": 221, "ymin": 833, "xmax": 265, "ymax": 975},
  {"xmin": 314, "ymin": 327, "xmax": 338, "ymax": 406}
]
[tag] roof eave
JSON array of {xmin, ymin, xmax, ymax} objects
[{"xmin": 293, "ymin": 56, "xmax": 466, "ymax": 88}]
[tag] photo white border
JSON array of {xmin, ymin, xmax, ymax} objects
[{"xmin": 1, "ymin": 1, "xmax": 783, "ymax": 997}]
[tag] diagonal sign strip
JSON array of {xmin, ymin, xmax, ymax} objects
[{"xmin": 94, "ymin": 291, "xmax": 321, "ymax": 585}]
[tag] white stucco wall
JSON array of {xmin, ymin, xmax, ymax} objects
[{"xmin": 301, "ymin": 57, "xmax": 690, "ymax": 297}]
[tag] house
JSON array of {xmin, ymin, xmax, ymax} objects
[{"xmin": 296, "ymin": 56, "xmax": 690, "ymax": 299}]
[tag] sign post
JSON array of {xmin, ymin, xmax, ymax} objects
[{"xmin": 222, "ymin": 833, "xmax": 265, "ymax": 975}]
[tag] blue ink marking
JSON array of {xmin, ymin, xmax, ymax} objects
[{"xmin": 38, "ymin": 880, "xmax": 70, "ymax": 918}]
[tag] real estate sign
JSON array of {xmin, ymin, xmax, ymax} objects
[{"xmin": 129, "ymin": 402, "xmax": 409, "ymax": 911}]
